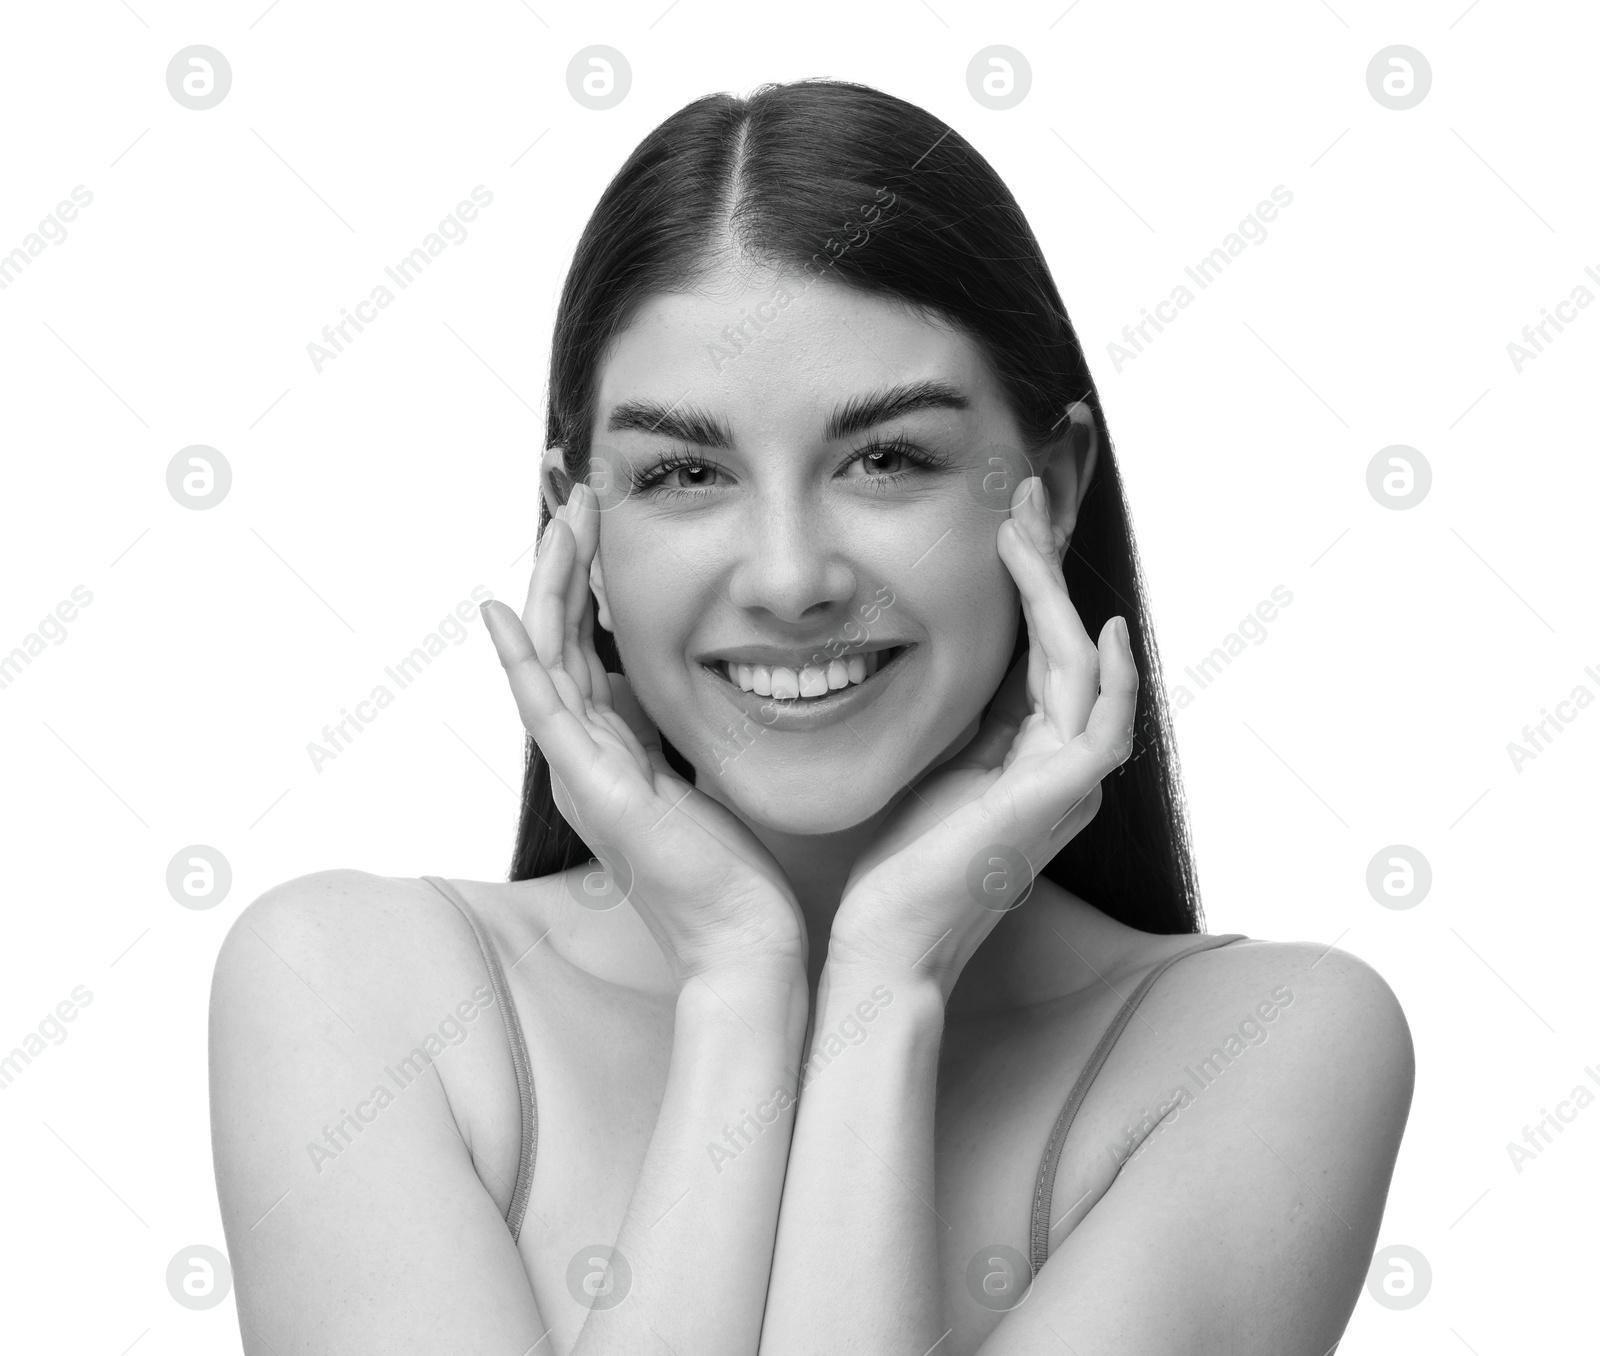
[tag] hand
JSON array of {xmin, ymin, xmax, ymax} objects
[
  {"xmin": 481, "ymin": 482, "xmax": 807, "ymax": 987},
  {"xmin": 828, "ymin": 476, "xmax": 1138, "ymax": 999}
]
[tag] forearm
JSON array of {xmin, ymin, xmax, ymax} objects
[
  {"xmin": 761, "ymin": 958, "xmax": 947, "ymax": 1354},
  {"xmin": 574, "ymin": 961, "xmax": 809, "ymax": 1356}
]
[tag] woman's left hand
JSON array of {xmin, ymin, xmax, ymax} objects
[{"xmin": 828, "ymin": 475, "xmax": 1139, "ymax": 999}]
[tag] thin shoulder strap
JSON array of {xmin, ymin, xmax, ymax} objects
[
  {"xmin": 1028, "ymin": 932, "xmax": 1248, "ymax": 1275},
  {"xmin": 422, "ymin": 876, "xmax": 536, "ymax": 1243}
]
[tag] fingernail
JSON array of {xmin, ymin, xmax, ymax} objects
[{"xmin": 1114, "ymin": 615, "xmax": 1129, "ymax": 645}]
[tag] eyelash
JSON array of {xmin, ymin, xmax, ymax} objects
[{"xmin": 629, "ymin": 433, "xmax": 953, "ymax": 501}]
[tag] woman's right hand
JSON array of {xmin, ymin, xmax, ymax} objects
[{"xmin": 481, "ymin": 480, "xmax": 806, "ymax": 988}]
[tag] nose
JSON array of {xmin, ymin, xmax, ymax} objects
[{"xmin": 723, "ymin": 485, "xmax": 858, "ymax": 627}]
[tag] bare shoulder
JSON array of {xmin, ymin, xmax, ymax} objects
[
  {"xmin": 980, "ymin": 934, "xmax": 1416, "ymax": 1355},
  {"xmin": 1143, "ymin": 935, "xmax": 1415, "ymax": 1092},
  {"xmin": 213, "ymin": 870, "xmax": 476, "ymax": 1028},
  {"xmin": 1107, "ymin": 933, "xmax": 1417, "ymax": 1158},
  {"xmin": 217, "ymin": 868, "xmax": 453, "ymax": 960},
  {"xmin": 207, "ymin": 869, "xmax": 547, "ymax": 1352}
]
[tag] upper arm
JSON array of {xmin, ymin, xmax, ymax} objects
[
  {"xmin": 208, "ymin": 869, "xmax": 546, "ymax": 1354},
  {"xmin": 980, "ymin": 942, "xmax": 1414, "ymax": 1355}
]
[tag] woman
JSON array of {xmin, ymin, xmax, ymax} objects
[{"xmin": 210, "ymin": 80, "xmax": 1413, "ymax": 1354}]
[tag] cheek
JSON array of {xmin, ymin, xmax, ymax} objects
[
  {"xmin": 595, "ymin": 524, "xmax": 652, "ymax": 630},
  {"xmin": 599, "ymin": 549, "xmax": 677, "ymax": 672},
  {"xmin": 906, "ymin": 535, "xmax": 1019, "ymax": 701}
]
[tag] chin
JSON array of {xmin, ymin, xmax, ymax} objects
[{"xmin": 698, "ymin": 760, "xmax": 893, "ymax": 836}]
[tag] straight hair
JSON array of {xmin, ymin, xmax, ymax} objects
[{"xmin": 510, "ymin": 79, "xmax": 1202, "ymax": 936}]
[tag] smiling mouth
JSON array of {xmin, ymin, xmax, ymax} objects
[{"xmin": 704, "ymin": 645, "xmax": 911, "ymax": 702}]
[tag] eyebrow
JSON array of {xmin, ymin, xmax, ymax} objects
[
  {"xmin": 825, "ymin": 379, "xmax": 970, "ymax": 441},
  {"xmin": 607, "ymin": 395, "xmax": 735, "ymax": 448},
  {"xmin": 604, "ymin": 379, "xmax": 970, "ymax": 449}
]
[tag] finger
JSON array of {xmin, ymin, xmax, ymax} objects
[
  {"xmin": 576, "ymin": 576, "xmax": 613, "ymax": 713},
  {"xmin": 568, "ymin": 485, "xmax": 615, "ymax": 711},
  {"xmin": 1003, "ymin": 531, "xmax": 1095, "ymax": 739},
  {"xmin": 998, "ymin": 480, "xmax": 1099, "ymax": 739},
  {"xmin": 549, "ymin": 767, "xmax": 587, "ymax": 834},
  {"xmin": 484, "ymin": 600, "xmax": 666, "ymax": 839},
  {"xmin": 528, "ymin": 515, "xmax": 579, "ymax": 681},
  {"xmin": 558, "ymin": 490, "xmax": 600, "ymax": 702},
  {"xmin": 1077, "ymin": 616, "xmax": 1139, "ymax": 773},
  {"xmin": 481, "ymin": 599, "xmax": 600, "ymax": 770}
]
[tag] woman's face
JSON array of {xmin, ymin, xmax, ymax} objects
[{"xmin": 579, "ymin": 262, "xmax": 1038, "ymax": 835}]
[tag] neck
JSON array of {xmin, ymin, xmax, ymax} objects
[{"xmin": 746, "ymin": 807, "xmax": 897, "ymax": 996}]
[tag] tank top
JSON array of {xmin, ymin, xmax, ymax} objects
[{"xmin": 422, "ymin": 875, "xmax": 1246, "ymax": 1271}]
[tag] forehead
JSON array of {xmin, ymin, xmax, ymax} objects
[{"xmin": 593, "ymin": 268, "xmax": 1009, "ymax": 437}]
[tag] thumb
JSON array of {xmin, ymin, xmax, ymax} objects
[{"xmin": 550, "ymin": 768, "xmax": 586, "ymax": 835}]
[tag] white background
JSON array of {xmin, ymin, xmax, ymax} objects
[{"xmin": 1, "ymin": 1, "xmax": 1594, "ymax": 1352}]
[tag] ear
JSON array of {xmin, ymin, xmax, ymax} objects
[
  {"xmin": 1032, "ymin": 401, "xmax": 1100, "ymax": 562},
  {"xmin": 539, "ymin": 445, "xmax": 613, "ymax": 630},
  {"xmin": 538, "ymin": 444, "xmax": 573, "ymax": 520},
  {"xmin": 589, "ymin": 548, "xmax": 614, "ymax": 633}
]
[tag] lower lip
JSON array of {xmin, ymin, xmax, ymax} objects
[{"xmin": 701, "ymin": 646, "xmax": 914, "ymax": 732}]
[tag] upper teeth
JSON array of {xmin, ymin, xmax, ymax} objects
[{"xmin": 724, "ymin": 650, "xmax": 888, "ymax": 698}]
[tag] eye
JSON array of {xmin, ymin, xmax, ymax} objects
[
  {"xmin": 840, "ymin": 433, "xmax": 952, "ymax": 489},
  {"xmin": 853, "ymin": 443, "xmax": 912, "ymax": 475},
  {"xmin": 629, "ymin": 452, "xmax": 729, "ymax": 499}
]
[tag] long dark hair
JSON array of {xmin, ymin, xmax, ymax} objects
[{"xmin": 509, "ymin": 79, "xmax": 1202, "ymax": 936}]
